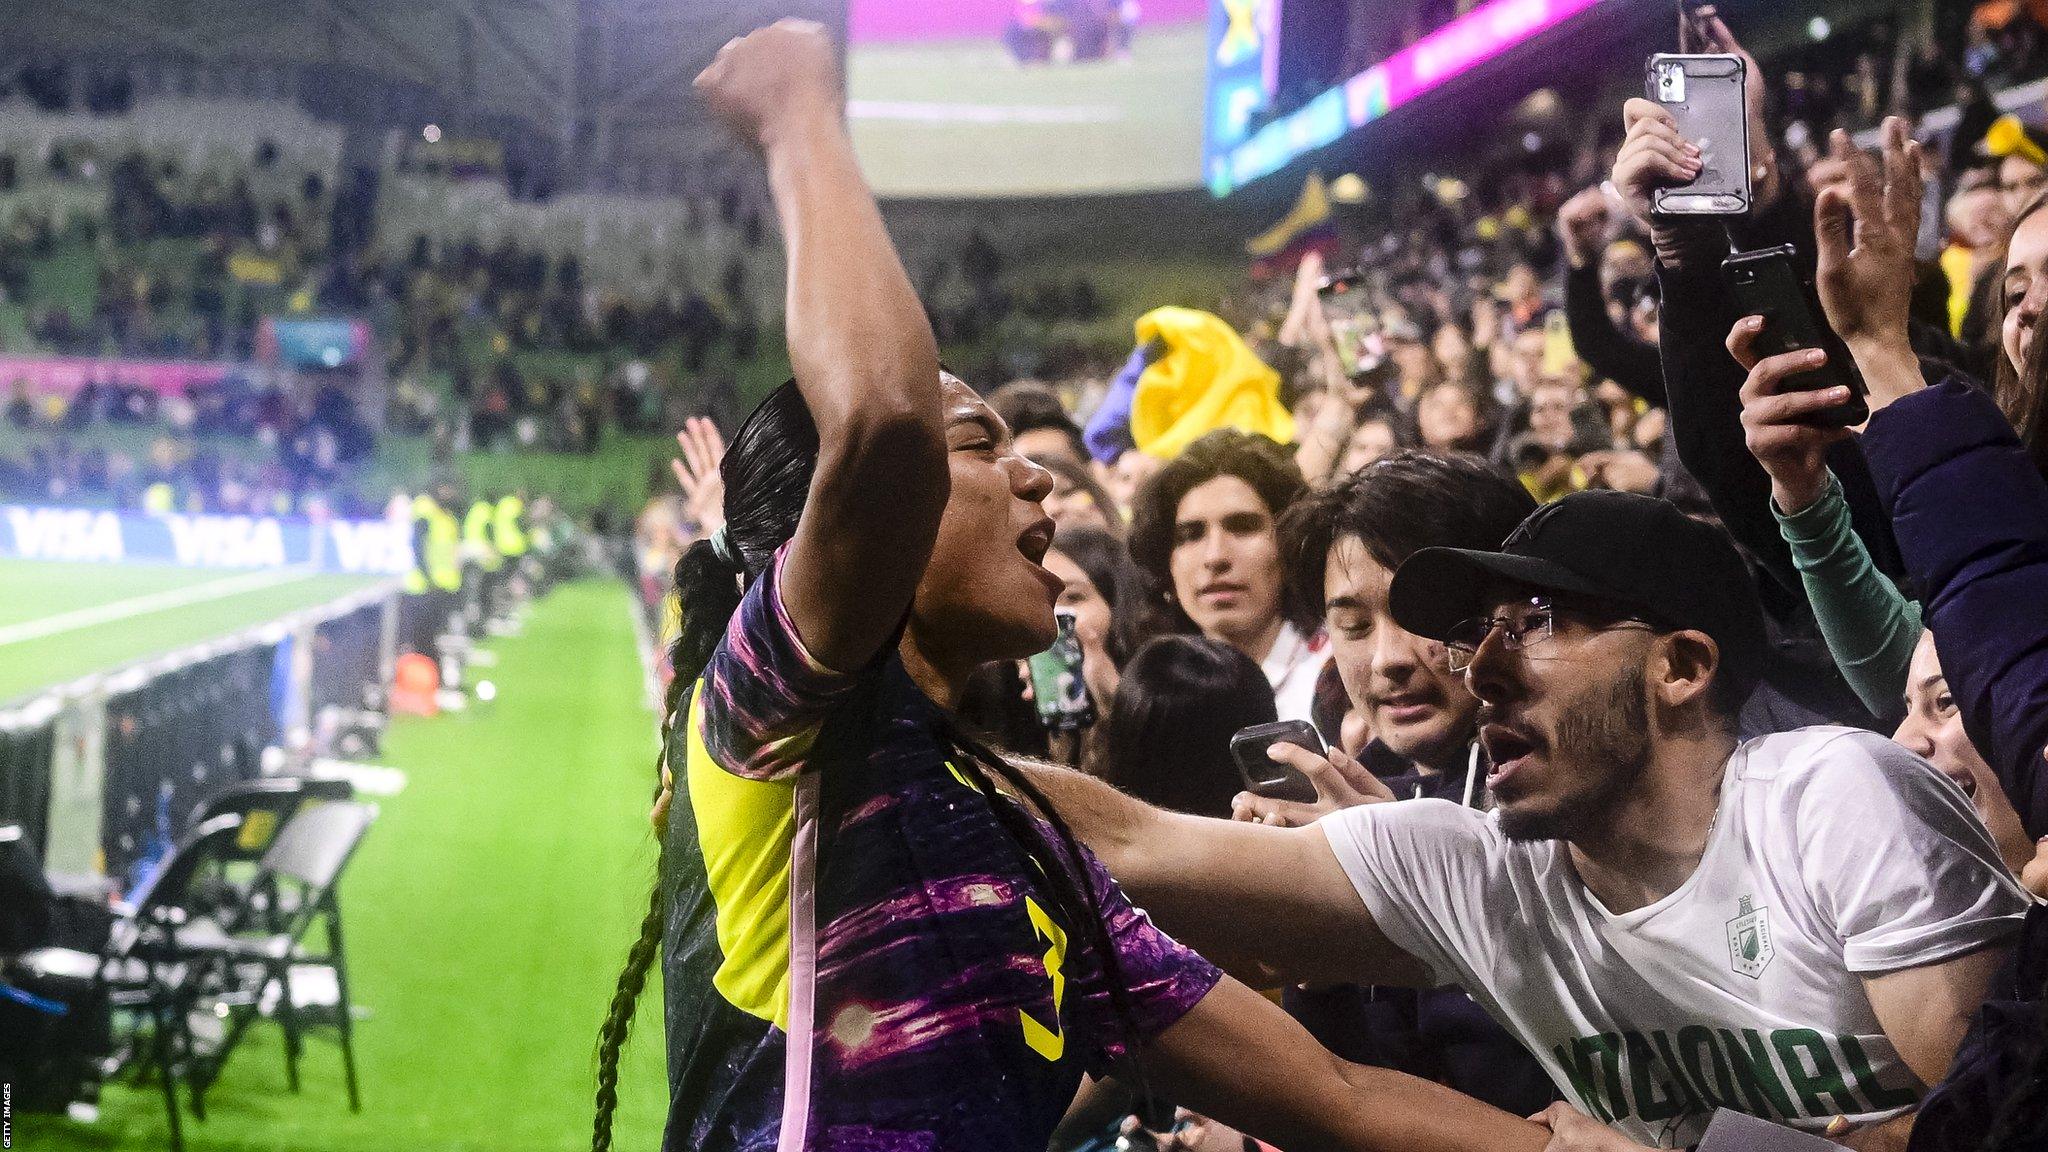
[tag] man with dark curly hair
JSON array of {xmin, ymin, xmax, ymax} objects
[{"xmin": 1126, "ymin": 429, "xmax": 1330, "ymax": 723}]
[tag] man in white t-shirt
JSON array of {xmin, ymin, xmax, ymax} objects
[{"xmin": 1030, "ymin": 491, "xmax": 2029, "ymax": 1149}]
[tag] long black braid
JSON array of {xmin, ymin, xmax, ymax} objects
[{"xmin": 592, "ymin": 542, "xmax": 732, "ymax": 1152}]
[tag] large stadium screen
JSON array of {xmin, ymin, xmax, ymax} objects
[
  {"xmin": 846, "ymin": 1, "xmax": 1213, "ymax": 198},
  {"xmin": 1205, "ymin": 0, "xmax": 1613, "ymax": 197}
]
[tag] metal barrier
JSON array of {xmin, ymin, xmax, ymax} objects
[
  {"xmin": 0, "ymin": 582, "xmax": 398, "ymax": 882},
  {"xmin": 0, "ymin": 698, "xmax": 59, "ymax": 855}
]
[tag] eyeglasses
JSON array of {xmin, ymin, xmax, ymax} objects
[{"xmin": 1443, "ymin": 596, "xmax": 1656, "ymax": 673}]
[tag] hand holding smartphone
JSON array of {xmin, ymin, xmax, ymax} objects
[
  {"xmin": 1316, "ymin": 266, "xmax": 1384, "ymax": 379},
  {"xmin": 1723, "ymin": 244, "xmax": 1870, "ymax": 427},
  {"xmin": 1229, "ymin": 720, "xmax": 1326, "ymax": 804},
  {"xmin": 1027, "ymin": 609, "xmax": 1096, "ymax": 731},
  {"xmin": 1644, "ymin": 52, "xmax": 1751, "ymax": 215}
]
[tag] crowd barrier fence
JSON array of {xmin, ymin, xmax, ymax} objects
[{"xmin": 0, "ymin": 581, "xmax": 398, "ymax": 885}]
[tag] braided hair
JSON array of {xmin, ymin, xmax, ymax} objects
[
  {"xmin": 591, "ymin": 615, "xmax": 695, "ymax": 1152},
  {"xmin": 929, "ymin": 715, "xmax": 1147, "ymax": 1070},
  {"xmin": 593, "ymin": 382, "xmax": 1144, "ymax": 1151}
]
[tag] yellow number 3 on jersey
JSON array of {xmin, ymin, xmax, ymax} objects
[{"xmin": 1019, "ymin": 896, "xmax": 1069, "ymax": 1062}]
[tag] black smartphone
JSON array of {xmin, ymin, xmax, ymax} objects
[
  {"xmin": 1230, "ymin": 719, "xmax": 1325, "ymax": 804},
  {"xmin": 1645, "ymin": 53, "xmax": 1750, "ymax": 215},
  {"xmin": 1722, "ymin": 244, "xmax": 1870, "ymax": 427},
  {"xmin": 1026, "ymin": 609, "xmax": 1095, "ymax": 731}
]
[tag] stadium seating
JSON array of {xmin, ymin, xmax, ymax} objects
[{"xmin": 372, "ymin": 174, "xmax": 778, "ymax": 312}]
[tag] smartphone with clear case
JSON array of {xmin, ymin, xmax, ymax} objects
[{"xmin": 1645, "ymin": 53, "xmax": 1751, "ymax": 215}]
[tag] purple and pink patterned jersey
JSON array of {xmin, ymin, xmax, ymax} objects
[{"xmin": 660, "ymin": 546, "xmax": 1220, "ymax": 1151}]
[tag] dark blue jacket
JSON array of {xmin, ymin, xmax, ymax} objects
[
  {"xmin": 1860, "ymin": 375, "xmax": 2048, "ymax": 840},
  {"xmin": 1862, "ymin": 376, "xmax": 2048, "ymax": 1152}
]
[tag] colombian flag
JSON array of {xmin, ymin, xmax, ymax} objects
[{"xmin": 1247, "ymin": 171, "xmax": 1340, "ymax": 281}]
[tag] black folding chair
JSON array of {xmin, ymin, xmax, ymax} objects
[
  {"xmin": 191, "ymin": 799, "xmax": 375, "ymax": 1114},
  {"xmin": 189, "ymin": 777, "xmax": 356, "ymax": 852},
  {"xmin": 11, "ymin": 812, "xmax": 250, "ymax": 1152},
  {"xmin": 187, "ymin": 776, "xmax": 356, "ymax": 932}
]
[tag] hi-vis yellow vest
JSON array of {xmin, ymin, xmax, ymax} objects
[
  {"xmin": 493, "ymin": 495, "xmax": 528, "ymax": 558},
  {"xmin": 464, "ymin": 500, "xmax": 502, "ymax": 572},
  {"xmin": 410, "ymin": 496, "xmax": 462, "ymax": 593}
]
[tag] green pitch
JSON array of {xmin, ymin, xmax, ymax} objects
[
  {"xmin": 848, "ymin": 21, "xmax": 1209, "ymax": 198},
  {"xmin": 0, "ymin": 561, "xmax": 382, "ymax": 705},
  {"xmin": 18, "ymin": 578, "xmax": 669, "ymax": 1151}
]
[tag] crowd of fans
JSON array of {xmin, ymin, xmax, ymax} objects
[
  {"xmin": 0, "ymin": 365, "xmax": 377, "ymax": 516},
  {"xmin": 363, "ymin": 211, "xmax": 766, "ymax": 378},
  {"xmin": 0, "ymin": 98, "xmax": 798, "ymax": 520},
  {"xmin": 628, "ymin": 4, "xmax": 2048, "ymax": 1149},
  {"xmin": 18, "ymin": 7, "xmax": 2048, "ymax": 1139},
  {"xmin": 0, "ymin": 58, "xmax": 1154, "ymax": 533},
  {"xmin": 366, "ymin": 228, "xmax": 771, "ymax": 457},
  {"xmin": 0, "ymin": 134, "xmax": 343, "ymax": 363}
]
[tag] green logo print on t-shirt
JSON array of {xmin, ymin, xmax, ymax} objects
[
  {"xmin": 1551, "ymin": 1025, "xmax": 1921, "ymax": 1128},
  {"xmin": 1726, "ymin": 895, "xmax": 1775, "ymax": 979}
]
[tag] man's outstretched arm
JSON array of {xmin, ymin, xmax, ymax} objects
[
  {"xmin": 1022, "ymin": 761, "xmax": 1433, "ymax": 988},
  {"xmin": 1148, "ymin": 976, "xmax": 1550, "ymax": 1152}
]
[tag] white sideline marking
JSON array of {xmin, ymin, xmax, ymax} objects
[
  {"xmin": 625, "ymin": 588, "xmax": 663, "ymax": 723},
  {"xmin": 0, "ymin": 567, "xmax": 320, "ymax": 647},
  {"xmin": 309, "ymin": 758, "xmax": 408, "ymax": 797}
]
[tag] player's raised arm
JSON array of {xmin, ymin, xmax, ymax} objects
[{"xmin": 696, "ymin": 20, "xmax": 947, "ymax": 673}]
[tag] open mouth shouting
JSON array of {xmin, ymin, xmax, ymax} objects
[
  {"xmin": 1017, "ymin": 517, "xmax": 1062, "ymax": 600},
  {"xmin": 1480, "ymin": 722, "xmax": 1542, "ymax": 792}
]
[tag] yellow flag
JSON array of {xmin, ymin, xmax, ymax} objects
[{"xmin": 1130, "ymin": 308, "xmax": 1295, "ymax": 459}]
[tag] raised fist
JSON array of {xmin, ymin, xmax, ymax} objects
[
  {"xmin": 1557, "ymin": 185, "xmax": 1614, "ymax": 269},
  {"xmin": 694, "ymin": 19, "xmax": 843, "ymax": 149}
]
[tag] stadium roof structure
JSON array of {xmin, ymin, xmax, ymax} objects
[{"xmin": 0, "ymin": 0, "xmax": 839, "ymax": 194}]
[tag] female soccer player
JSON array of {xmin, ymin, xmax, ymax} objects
[{"xmin": 593, "ymin": 21, "xmax": 1549, "ymax": 1152}]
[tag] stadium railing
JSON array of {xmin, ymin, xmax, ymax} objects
[
  {"xmin": 0, "ymin": 697, "xmax": 61, "ymax": 862},
  {"xmin": 0, "ymin": 580, "xmax": 399, "ymax": 891}
]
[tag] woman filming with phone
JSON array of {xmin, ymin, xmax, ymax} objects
[
  {"xmin": 1613, "ymin": 3, "xmax": 1912, "ymax": 734},
  {"xmin": 962, "ymin": 526, "xmax": 1151, "ymax": 773}
]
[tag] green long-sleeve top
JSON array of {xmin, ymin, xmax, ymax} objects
[{"xmin": 1771, "ymin": 471, "xmax": 1923, "ymax": 720}]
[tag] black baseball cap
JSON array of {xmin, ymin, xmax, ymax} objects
[{"xmin": 1387, "ymin": 490, "xmax": 1769, "ymax": 690}]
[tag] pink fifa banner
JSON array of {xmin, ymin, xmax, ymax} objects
[
  {"xmin": 850, "ymin": 0, "xmax": 1210, "ymax": 43},
  {"xmin": 1354, "ymin": 0, "xmax": 1608, "ymax": 123},
  {"xmin": 0, "ymin": 355, "xmax": 235, "ymax": 397},
  {"xmin": 1214, "ymin": 0, "xmax": 1609, "ymax": 195}
]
